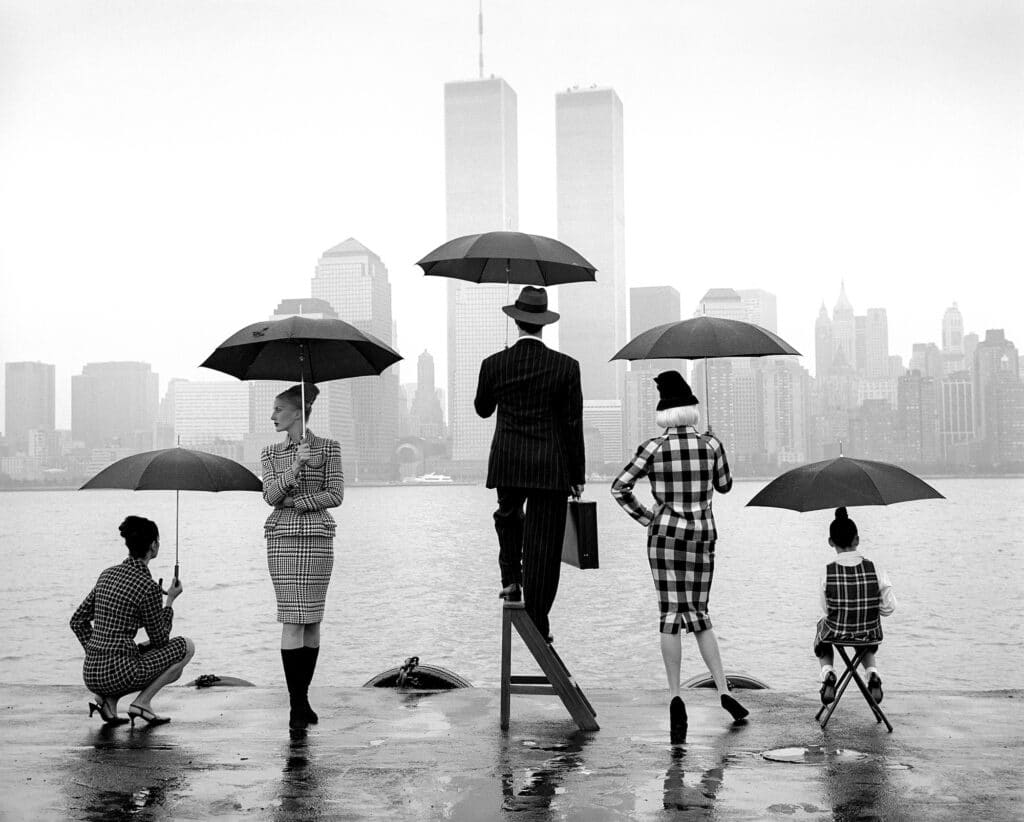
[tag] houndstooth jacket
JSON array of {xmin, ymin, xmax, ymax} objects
[
  {"xmin": 261, "ymin": 431, "xmax": 344, "ymax": 539},
  {"xmin": 611, "ymin": 426, "xmax": 732, "ymax": 542},
  {"xmin": 70, "ymin": 557, "xmax": 173, "ymax": 656}
]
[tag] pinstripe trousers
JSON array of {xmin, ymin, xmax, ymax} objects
[{"xmin": 494, "ymin": 487, "xmax": 569, "ymax": 639}]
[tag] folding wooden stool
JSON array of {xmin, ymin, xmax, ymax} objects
[{"xmin": 815, "ymin": 642, "xmax": 893, "ymax": 732}]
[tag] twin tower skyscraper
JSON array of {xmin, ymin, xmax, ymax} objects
[{"xmin": 444, "ymin": 77, "xmax": 626, "ymax": 463}]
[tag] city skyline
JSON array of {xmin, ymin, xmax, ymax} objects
[{"xmin": 2, "ymin": 2, "xmax": 1021, "ymax": 428}]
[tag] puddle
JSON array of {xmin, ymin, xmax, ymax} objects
[{"xmin": 762, "ymin": 745, "xmax": 869, "ymax": 764}]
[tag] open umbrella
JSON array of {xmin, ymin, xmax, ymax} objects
[
  {"xmin": 611, "ymin": 315, "xmax": 800, "ymax": 428},
  {"xmin": 81, "ymin": 447, "xmax": 263, "ymax": 580},
  {"xmin": 417, "ymin": 230, "xmax": 597, "ymax": 345},
  {"xmin": 746, "ymin": 456, "xmax": 944, "ymax": 512},
  {"xmin": 416, "ymin": 231, "xmax": 597, "ymax": 286},
  {"xmin": 199, "ymin": 315, "xmax": 402, "ymax": 436}
]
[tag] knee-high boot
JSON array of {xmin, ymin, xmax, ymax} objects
[
  {"xmin": 281, "ymin": 648, "xmax": 307, "ymax": 729},
  {"xmin": 300, "ymin": 646, "xmax": 320, "ymax": 723}
]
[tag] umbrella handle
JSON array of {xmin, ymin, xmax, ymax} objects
[{"xmin": 174, "ymin": 563, "xmax": 180, "ymax": 583}]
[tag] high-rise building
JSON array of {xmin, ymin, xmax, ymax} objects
[
  {"xmin": 624, "ymin": 286, "xmax": 682, "ymax": 450},
  {"xmin": 556, "ymin": 86, "xmax": 626, "ymax": 402},
  {"xmin": 444, "ymin": 77, "xmax": 518, "ymax": 463},
  {"xmin": 814, "ymin": 303, "xmax": 833, "ymax": 380},
  {"xmin": 311, "ymin": 242, "xmax": 399, "ymax": 479},
  {"xmin": 897, "ymin": 372, "xmax": 941, "ymax": 465},
  {"xmin": 72, "ymin": 362, "xmax": 158, "ymax": 450},
  {"xmin": 942, "ymin": 303, "xmax": 964, "ymax": 354},
  {"xmin": 831, "ymin": 282, "xmax": 856, "ymax": 372},
  {"xmin": 939, "ymin": 371, "xmax": 974, "ymax": 463},
  {"xmin": 409, "ymin": 350, "xmax": 446, "ymax": 440},
  {"xmin": 4, "ymin": 361, "xmax": 55, "ymax": 454},
  {"xmin": 909, "ymin": 343, "xmax": 943, "ymax": 379},
  {"xmin": 583, "ymin": 399, "xmax": 623, "ymax": 467},
  {"xmin": 973, "ymin": 329, "xmax": 1023, "ymax": 464},
  {"xmin": 864, "ymin": 308, "xmax": 889, "ymax": 378},
  {"xmin": 173, "ymin": 381, "xmax": 249, "ymax": 447},
  {"xmin": 762, "ymin": 359, "xmax": 811, "ymax": 464}
]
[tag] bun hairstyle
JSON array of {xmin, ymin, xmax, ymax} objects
[
  {"xmin": 277, "ymin": 383, "xmax": 319, "ymax": 422},
  {"xmin": 829, "ymin": 506, "xmax": 858, "ymax": 548},
  {"xmin": 119, "ymin": 515, "xmax": 159, "ymax": 559}
]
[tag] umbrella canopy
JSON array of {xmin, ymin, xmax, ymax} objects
[
  {"xmin": 611, "ymin": 316, "xmax": 800, "ymax": 362},
  {"xmin": 416, "ymin": 231, "xmax": 597, "ymax": 286},
  {"xmin": 199, "ymin": 316, "xmax": 401, "ymax": 383},
  {"xmin": 746, "ymin": 456, "xmax": 944, "ymax": 513},
  {"xmin": 81, "ymin": 447, "xmax": 263, "ymax": 579}
]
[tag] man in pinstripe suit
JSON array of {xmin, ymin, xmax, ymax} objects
[{"xmin": 474, "ymin": 286, "xmax": 586, "ymax": 641}]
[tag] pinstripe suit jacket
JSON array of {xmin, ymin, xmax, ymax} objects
[{"xmin": 474, "ymin": 338, "xmax": 586, "ymax": 491}]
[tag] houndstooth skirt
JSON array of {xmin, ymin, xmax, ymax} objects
[
  {"xmin": 83, "ymin": 638, "xmax": 189, "ymax": 698},
  {"xmin": 267, "ymin": 536, "xmax": 334, "ymax": 623},
  {"xmin": 648, "ymin": 536, "xmax": 715, "ymax": 635}
]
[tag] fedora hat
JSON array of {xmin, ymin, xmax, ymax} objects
[
  {"xmin": 502, "ymin": 285, "xmax": 560, "ymax": 325},
  {"xmin": 654, "ymin": 370, "xmax": 699, "ymax": 410}
]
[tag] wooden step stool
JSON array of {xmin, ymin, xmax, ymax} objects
[{"xmin": 500, "ymin": 600, "xmax": 599, "ymax": 732}]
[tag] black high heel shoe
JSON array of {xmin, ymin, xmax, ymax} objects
[
  {"xmin": 721, "ymin": 693, "xmax": 749, "ymax": 721},
  {"xmin": 127, "ymin": 704, "xmax": 171, "ymax": 728},
  {"xmin": 88, "ymin": 701, "xmax": 129, "ymax": 726},
  {"xmin": 669, "ymin": 696, "xmax": 688, "ymax": 744}
]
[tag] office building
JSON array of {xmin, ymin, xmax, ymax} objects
[
  {"xmin": 864, "ymin": 308, "xmax": 889, "ymax": 378},
  {"xmin": 173, "ymin": 381, "xmax": 249, "ymax": 447},
  {"xmin": 444, "ymin": 77, "xmax": 519, "ymax": 463},
  {"xmin": 973, "ymin": 329, "xmax": 1023, "ymax": 464},
  {"xmin": 625, "ymin": 286, "xmax": 682, "ymax": 449},
  {"xmin": 311, "ymin": 242, "xmax": 399, "ymax": 479},
  {"xmin": 939, "ymin": 371, "xmax": 974, "ymax": 463},
  {"xmin": 4, "ymin": 361, "xmax": 55, "ymax": 454},
  {"xmin": 897, "ymin": 372, "xmax": 941, "ymax": 465},
  {"xmin": 556, "ymin": 86, "xmax": 626, "ymax": 402},
  {"xmin": 409, "ymin": 350, "xmax": 446, "ymax": 440},
  {"xmin": 72, "ymin": 362, "xmax": 158, "ymax": 450},
  {"xmin": 583, "ymin": 399, "xmax": 623, "ymax": 467}
]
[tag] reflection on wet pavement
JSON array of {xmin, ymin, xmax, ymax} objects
[
  {"xmin": 274, "ymin": 728, "xmax": 322, "ymax": 822},
  {"xmin": 662, "ymin": 744, "xmax": 729, "ymax": 817},
  {"xmin": 64, "ymin": 724, "xmax": 190, "ymax": 821},
  {"xmin": 500, "ymin": 735, "xmax": 590, "ymax": 814}
]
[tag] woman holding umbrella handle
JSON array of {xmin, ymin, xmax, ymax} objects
[
  {"xmin": 611, "ymin": 371, "xmax": 748, "ymax": 743},
  {"xmin": 262, "ymin": 384, "xmax": 344, "ymax": 730}
]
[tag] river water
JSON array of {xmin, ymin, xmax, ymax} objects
[{"xmin": 1, "ymin": 479, "xmax": 1021, "ymax": 692}]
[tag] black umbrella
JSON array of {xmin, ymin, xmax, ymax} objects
[
  {"xmin": 416, "ymin": 231, "xmax": 597, "ymax": 286},
  {"xmin": 199, "ymin": 315, "xmax": 402, "ymax": 436},
  {"xmin": 81, "ymin": 447, "xmax": 263, "ymax": 580},
  {"xmin": 746, "ymin": 456, "xmax": 944, "ymax": 513},
  {"xmin": 611, "ymin": 315, "xmax": 801, "ymax": 429}
]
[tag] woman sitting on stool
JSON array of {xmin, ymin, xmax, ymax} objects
[{"xmin": 70, "ymin": 515, "xmax": 195, "ymax": 726}]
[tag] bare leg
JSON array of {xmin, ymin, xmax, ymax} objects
[
  {"xmin": 281, "ymin": 623, "xmax": 304, "ymax": 650},
  {"xmin": 101, "ymin": 694, "xmax": 120, "ymax": 716},
  {"xmin": 694, "ymin": 628, "xmax": 729, "ymax": 694},
  {"xmin": 303, "ymin": 622, "xmax": 320, "ymax": 648},
  {"xmin": 861, "ymin": 650, "xmax": 877, "ymax": 671},
  {"xmin": 132, "ymin": 639, "xmax": 195, "ymax": 714},
  {"xmin": 660, "ymin": 632, "xmax": 682, "ymax": 698}
]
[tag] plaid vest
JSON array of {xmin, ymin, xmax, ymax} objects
[{"xmin": 821, "ymin": 559, "xmax": 883, "ymax": 643}]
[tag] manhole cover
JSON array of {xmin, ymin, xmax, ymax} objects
[{"xmin": 762, "ymin": 745, "xmax": 869, "ymax": 764}]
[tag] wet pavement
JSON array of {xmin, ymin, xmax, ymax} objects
[{"xmin": 1, "ymin": 684, "xmax": 1021, "ymax": 820}]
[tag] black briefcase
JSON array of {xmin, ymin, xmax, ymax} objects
[{"xmin": 561, "ymin": 499, "xmax": 599, "ymax": 570}]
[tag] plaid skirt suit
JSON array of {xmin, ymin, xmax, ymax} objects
[
  {"xmin": 70, "ymin": 557, "xmax": 189, "ymax": 697},
  {"xmin": 261, "ymin": 431, "xmax": 344, "ymax": 623},
  {"xmin": 611, "ymin": 427, "xmax": 733, "ymax": 635}
]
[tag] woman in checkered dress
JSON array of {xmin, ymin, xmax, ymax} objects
[
  {"xmin": 612, "ymin": 371, "xmax": 748, "ymax": 739},
  {"xmin": 262, "ymin": 383, "xmax": 344, "ymax": 729},
  {"xmin": 69, "ymin": 515, "xmax": 195, "ymax": 726}
]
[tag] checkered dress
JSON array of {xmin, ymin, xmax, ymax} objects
[
  {"xmin": 611, "ymin": 427, "xmax": 733, "ymax": 635},
  {"xmin": 816, "ymin": 559, "xmax": 883, "ymax": 646},
  {"xmin": 69, "ymin": 557, "xmax": 188, "ymax": 697},
  {"xmin": 261, "ymin": 431, "xmax": 344, "ymax": 624}
]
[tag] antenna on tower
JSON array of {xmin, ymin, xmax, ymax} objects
[{"xmin": 478, "ymin": 0, "xmax": 484, "ymax": 78}]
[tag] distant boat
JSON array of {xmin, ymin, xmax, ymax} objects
[{"xmin": 402, "ymin": 472, "xmax": 454, "ymax": 484}]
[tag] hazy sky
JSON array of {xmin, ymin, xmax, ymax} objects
[{"xmin": 2, "ymin": 0, "xmax": 1021, "ymax": 428}]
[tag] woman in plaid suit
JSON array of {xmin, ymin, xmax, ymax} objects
[
  {"xmin": 261, "ymin": 383, "xmax": 344, "ymax": 729},
  {"xmin": 70, "ymin": 515, "xmax": 195, "ymax": 726},
  {"xmin": 612, "ymin": 371, "xmax": 748, "ymax": 740}
]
